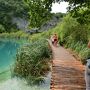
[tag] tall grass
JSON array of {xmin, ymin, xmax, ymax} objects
[
  {"xmin": 0, "ymin": 31, "xmax": 29, "ymax": 39},
  {"xmin": 28, "ymin": 14, "xmax": 90, "ymax": 64},
  {"xmin": 35, "ymin": 14, "xmax": 90, "ymax": 64},
  {"xmin": 65, "ymin": 40, "xmax": 90, "ymax": 64},
  {"xmin": 13, "ymin": 39, "xmax": 52, "ymax": 85}
]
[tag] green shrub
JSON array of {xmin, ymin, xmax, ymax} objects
[
  {"xmin": 59, "ymin": 15, "xmax": 88, "ymax": 44},
  {"xmin": 65, "ymin": 40, "xmax": 90, "ymax": 64},
  {"xmin": 0, "ymin": 31, "xmax": 29, "ymax": 39},
  {"xmin": 0, "ymin": 24, "xmax": 5, "ymax": 33},
  {"xmin": 13, "ymin": 39, "xmax": 52, "ymax": 85}
]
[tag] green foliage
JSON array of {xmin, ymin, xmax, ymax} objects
[
  {"xmin": 51, "ymin": 14, "xmax": 89, "ymax": 64},
  {"xmin": 55, "ymin": 0, "xmax": 90, "ymax": 10},
  {"xmin": 24, "ymin": 0, "xmax": 52, "ymax": 28},
  {"xmin": 35, "ymin": 14, "xmax": 90, "ymax": 64},
  {"xmin": 68, "ymin": 0, "xmax": 90, "ymax": 24},
  {"xmin": 0, "ymin": 31, "xmax": 29, "ymax": 39},
  {"xmin": 87, "ymin": 23, "xmax": 90, "ymax": 39},
  {"xmin": 0, "ymin": 0, "xmax": 53, "ymax": 31},
  {"xmin": 53, "ymin": 0, "xmax": 90, "ymax": 24},
  {"xmin": 0, "ymin": 0, "xmax": 29, "ymax": 32},
  {"xmin": 41, "ymin": 14, "xmax": 88, "ymax": 44},
  {"xmin": 65, "ymin": 41, "xmax": 90, "ymax": 64},
  {"xmin": 59, "ymin": 15, "xmax": 88, "ymax": 43},
  {"xmin": 52, "ymin": 13, "xmax": 66, "ymax": 19},
  {"xmin": 0, "ymin": 0, "xmax": 89, "ymax": 32},
  {"xmin": 70, "ymin": 7, "xmax": 90, "ymax": 24},
  {"xmin": 0, "ymin": 24, "xmax": 5, "ymax": 33},
  {"xmin": 13, "ymin": 39, "xmax": 52, "ymax": 85}
]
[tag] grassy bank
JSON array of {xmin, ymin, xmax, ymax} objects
[
  {"xmin": 13, "ymin": 39, "xmax": 52, "ymax": 85},
  {"xmin": 0, "ymin": 31, "xmax": 29, "ymax": 39},
  {"xmin": 0, "ymin": 31, "xmax": 52, "ymax": 85}
]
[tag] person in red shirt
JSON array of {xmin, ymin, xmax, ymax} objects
[{"xmin": 51, "ymin": 33, "xmax": 58, "ymax": 46}]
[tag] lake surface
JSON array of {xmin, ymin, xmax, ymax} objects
[
  {"xmin": 0, "ymin": 39, "xmax": 24, "ymax": 81},
  {"xmin": 0, "ymin": 39, "xmax": 51, "ymax": 90},
  {"xmin": 0, "ymin": 39, "xmax": 19, "ymax": 72}
]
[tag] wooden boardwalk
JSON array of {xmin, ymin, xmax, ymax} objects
[{"xmin": 49, "ymin": 41, "xmax": 86, "ymax": 90}]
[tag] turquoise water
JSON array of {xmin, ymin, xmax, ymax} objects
[
  {"xmin": 0, "ymin": 39, "xmax": 51, "ymax": 90},
  {"xmin": 0, "ymin": 39, "xmax": 21, "ymax": 72},
  {"xmin": 0, "ymin": 40, "xmax": 19, "ymax": 72},
  {"xmin": 0, "ymin": 39, "xmax": 24, "ymax": 81}
]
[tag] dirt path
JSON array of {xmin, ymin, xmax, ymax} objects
[{"xmin": 49, "ymin": 41, "xmax": 86, "ymax": 90}]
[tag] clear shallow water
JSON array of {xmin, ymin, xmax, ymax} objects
[
  {"xmin": 0, "ymin": 39, "xmax": 51, "ymax": 90},
  {"xmin": 0, "ymin": 39, "xmax": 21, "ymax": 73},
  {"xmin": 0, "ymin": 40, "xmax": 19, "ymax": 72},
  {"xmin": 0, "ymin": 39, "xmax": 26, "ymax": 81}
]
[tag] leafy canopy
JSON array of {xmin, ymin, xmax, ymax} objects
[
  {"xmin": 24, "ymin": 0, "xmax": 52, "ymax": 28},
  {"xmin": 0, "ymin": 0, "xmax": 29, "ymax": 32},
  {"xmin": 54, "ymin": 0, "xmax": 90, "ymax": 24},
  {"xmin": 0, "ymin": 0, "xmax": 90, "ymax": 32}
]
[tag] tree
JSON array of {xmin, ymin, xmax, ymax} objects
[
  {"xmin": 0, "ymin": 0, "xmax": 53, "ymax": 31},
  {"xmin": 25, "ymin": 0, "xmax": 90, "ymax": 27},
  {"xmin": 54, "ymin": 0, "xmax": 90, "ymax": 24},
  {"xmin": 54, "ymin": 0, "xmax": 90, "ymax": 8},
  {"xmin": 24, "ymin": 0, "xmax": 52, "ymax": 28},
  {"xmin": 1, "ymin": 0, "xmax": 89, "ymax": 31},
  {"xmin": 0, "ymin": 0, "xmax": 29, "ymax": 32}
]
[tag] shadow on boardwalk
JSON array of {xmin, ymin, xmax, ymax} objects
[{"xmin": 48, "ymin": 40, "xmax": 86, "ymax": 90}]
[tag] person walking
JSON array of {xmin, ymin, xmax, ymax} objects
[
  {"xmin": 51, "ymin": 33, "xmax": 58, "ymax": 46},
  {"xmin": 85, "ymin": 40, "xmax": 90, "ymax": 90}
]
